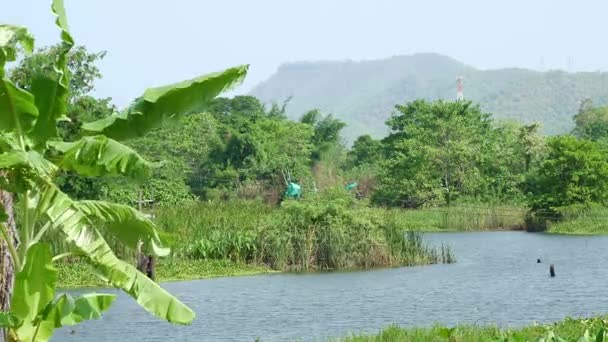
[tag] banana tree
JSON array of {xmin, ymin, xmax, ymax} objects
[{"xmin": 0, "ymin": 0, "xmax": 248, "ymax": 341}]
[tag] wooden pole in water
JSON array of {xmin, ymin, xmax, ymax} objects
[{"xmin": 549, "ymin": 264, "xmax": 555, "ymax": 277}]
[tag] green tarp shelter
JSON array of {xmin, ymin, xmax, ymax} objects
[{"xmin": 285, "ymin": 182, "xmax": 301, "ymax": 199}]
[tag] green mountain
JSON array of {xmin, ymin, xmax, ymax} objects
[{"xmin": 250, "ymin": 53, "xmax": 608, "ymax": 143}]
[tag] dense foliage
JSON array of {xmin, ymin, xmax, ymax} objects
[
  {"xmin": 155, "ymin": 192, "xmax": 454, "ymax": 272},
  {"xmin": 573, "ymin": 98, "xmax": 608, "ymax": 141},
  {"xmin": 527, "ymin": 136, "xmax": 608, "ymax": 212},
  {"xmin": 13, "ymin": 40, "xmax": 607, "ymax": 231},
  {"xmin": 7, "ymin": 10, "xmax": 608, "ymax": 311}
]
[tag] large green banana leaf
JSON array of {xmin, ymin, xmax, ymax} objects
[
  {"xmin": 0, "ymin": 25, "xmax": 37, "ymax": 137},
  {"xmin": 11, "ymin": 243, "xmax": 57, "ymax": 341},
  {"xmin": 10, "ymin": 243, "xmax": 116, "ymax": 341},
  {"xmin": 0, "ymin": 78, "xmax": 39, "ymax": 136},
  {"xmin": 50, "ymin": 135, "xmax": 152, "ymax": 180},
  {"xmin": 30, "ymin": 181, "xmax": 195, "ymax": 324},
  {"xmin": 74, "ymin": 200, "xmax": 169, "ymax": 256},
  {"xmin": 0, "ymin": 150, "xmax": 57, "ymax": 178},
  {"xmin": 82, "ymin": 65, "xmax": 249, "ymax": 140},
  {"xmin": 28, "ymin": 0, "xmax": 74, "ymax": 148},
  {"xmin": 51, "ymin": 0, "xmax": 74, "ymax": 49},
  {"xmin": 34, "ymin": 293, "xmax": 115, "ymax": 336}
]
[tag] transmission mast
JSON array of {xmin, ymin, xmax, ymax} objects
[{"xmin": 456, "ymin": 75, "xmax": 464, "ymax": 101}]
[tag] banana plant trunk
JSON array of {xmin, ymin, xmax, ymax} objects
[
  {"xmin": 135, "ymin": 189, "xmax": 154, "ymax": 280},
  {"xmin": 0, "ymin": 188, "xmax": 17, "ymax": 342}
]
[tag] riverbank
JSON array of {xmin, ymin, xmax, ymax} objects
[
  {"xmin": 338, "ymin": 316, "xmax": 608, "ymax": 341},
  {"xmin": 154, "ymin": 196, "xmax": 455, "ymax": 273},
  {"xmin": 57, "ymin": 259, "xmax": 273, "ymax": 288},
  {"xmin": 545, "ymin": 205, "xmax": 608, "ymax": 235},
  {"xmin": 548, "ymin": 220, "xmax": 608, "ymax": 235},
  {"xmin": 57, "ymin": 199, "xmax": 531, "ymax": 288}
]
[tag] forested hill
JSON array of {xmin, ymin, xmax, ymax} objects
[{"xmin": 250, "ymin": 53, "xmax": 608, "ymax": 143}]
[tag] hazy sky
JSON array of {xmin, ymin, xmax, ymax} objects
[{"xmin": 3, "ymin": 0, "xmax": 608, "ymax": 106}]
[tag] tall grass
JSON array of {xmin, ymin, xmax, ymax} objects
[
  {"xmin": 338, "ymin": 317, "xmax": 608, "ymax": 342},
  {"xmin": 155, "ymin": 194, "xmax": 454, "ymax": 271},
  {"xmin": 386, "ymin": 204, "xmax": 526, "ymax": 232},
  {"xmin": 548, "ymin": 204, "xmax": 608, "ymax": 234}
]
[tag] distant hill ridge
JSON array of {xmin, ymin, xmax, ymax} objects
[{"xmin": 250, "ymin": 53, "xmax": 608, "ymax": 143}]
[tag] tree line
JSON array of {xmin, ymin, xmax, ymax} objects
[{"xmin": 11, "ymin": 44, "xmax": 608, "ymax": 222}]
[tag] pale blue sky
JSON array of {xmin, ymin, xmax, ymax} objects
[{"xmin": 3, "ymin": 0, "xmax": 607, "ymax": 107}]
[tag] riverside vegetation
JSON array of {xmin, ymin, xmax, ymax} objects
[
  {"xmin": 5, "ymin": 1, "xmax": 608, "ymax": 341},
  {"xmin": 57, "ymin": 192, "xmax": 455, "ymax": 288},
  {"xmin": 14, "ymin": 41, "xmax": 608, "ymax": 238},
  {"xmin": 32, "ymin": 45, "xmax": 608, "ymax": 287},
  {"xmin": 338, "ymin": 317, "xmax": 608, "ymax": 342}
]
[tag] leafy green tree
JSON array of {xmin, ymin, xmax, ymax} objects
[
  {"xmin": 475, "ymin": 120, "xmax": 545, "ymax": 201},
  {"xmin": 573, "ymin": 99, "xmax": 608, "ymax": 141},
  {"xmin": 375, "ymin": 100, "xmax": 494, "ymax": 206},
  {"xmin": 300, "ymin": 109, "xmax": 346, "ymax": 160},
  {"xmin": 0, "ymin": 1, "xmax": 247, "ymax": 340},
  {"xmin": 518, "ymin": 122, "xmax": 544, "ymax": 172},
  {"xmin": 106, "ymin": 112, "xmax": 223, "ymax": 203},
  {"xmin": 527, "ymin": 135, "xmax": 608, "ymax": 212},
  {"xmin": 9, "ymin": 45, "xmax": 105, "ymax": 100},
  {"xmin": 201, "ymin": 99, "xmax": 315, "ymax": 199},
  {"xmin": 208, "ymin": 95, "xmax": 266, "ymax": 126},
  {"xmin": 479, "ymin": 120, "xmax": 525, "ymax": 200},
  {"xmin": 346, "ymin": 134, "xmax": 383, "ymax": 168}
]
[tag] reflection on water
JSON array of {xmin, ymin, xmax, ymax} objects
[{"xmin": 55, "ymin": 232, "xmax": 608, "ymax": 341}]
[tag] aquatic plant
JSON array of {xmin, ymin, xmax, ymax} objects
[{"xmin": 156, "ymin": 192, "xmax": 454, "ymax": 271}]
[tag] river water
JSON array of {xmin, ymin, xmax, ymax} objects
[{"xmin": 54, "ymin": 232, "xmax": 608, "ymax": 341}]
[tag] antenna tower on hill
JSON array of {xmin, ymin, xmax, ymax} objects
[{"xmin": 456, "ymin": 75, "xmax": 464, "ymax": 101}]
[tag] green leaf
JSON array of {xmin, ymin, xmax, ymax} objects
[
  {"xmin": 0, "ymin": 312, "xmax": 22, "ymax": 329},
  {"xmin": 83, "ymin": 65, "xmax": 248, "ymax": 140},
  {"xmin": 50, "ymin": 135, "xmax": 153, "ymax": 180},
  {"xmin": 61, "ymin": 293, "xmax": 116, "ymax": 325},
  {"xmin": 11, "ymin": 243, "xmax": 57, "ymax": 342},
  {"xmin": 28, "ymin": 65, "xmax": 69, "ymax": 148},
  {"xmin": 597, "ymin": 327, "xmax": 606, "ymax": 342},
  {"xmin": 35, "ymin": 293, "xmax": 115, "ymax": 329},
  {"xmin": 27, "ymin": 0, "xmax": 75, "ymax": 148},
  {"xmin": 34, "ymin": 294, "xmax": 74, "ymax": 338},
  {"xmin": 0, "ymin": 78, "xmax": 39, "ymax": 135},
  {"xmin": 0, "ymin": 25, "xmax": 34, "ymax": 69},
  {"xmin": 0, "ymin": 150, "xmax": 57, "ymax": 178},
  {"xmin": 0, "ymin": 26, "xmax": 37, "ymax": 138},
  {"xmin": 30, "ymin": 181, "xmax": 195, "ymax": 324},
  {"xmin": 74, "ymin": 200, "xmax": 170, "ymax": 257},
  {"xmin": 51, "ymin": 0, "xmax": 74, "ymax": 49}
]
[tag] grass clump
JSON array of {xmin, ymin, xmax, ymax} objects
[
  {"xmin": 338, "ymin": 317, "xmax": 608, "ymax": 341},
  {"xmin": 547, "ymin": 203, "xmax": 608, "ymax": 234},
  {"xmin": 384, "ymin": 204, "xmax": 526, "ymax": 232},
  {"xmin": 156, "ymin": 189, "xmax": 454, "ymax": 272}
]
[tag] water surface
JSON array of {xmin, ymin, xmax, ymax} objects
[{"xmin": 55, "ymin": 232, "xmax": 608, "ymax": 341}]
